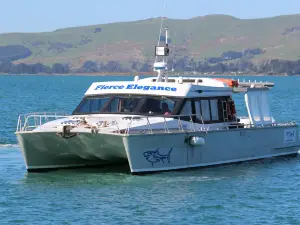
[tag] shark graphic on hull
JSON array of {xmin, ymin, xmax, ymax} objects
[{"xmin": 143, "ymin": 147, "xmax": 173, "ymax": 166}]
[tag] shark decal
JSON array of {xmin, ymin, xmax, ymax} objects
[
  {"xmin": 284, "ymin": 128, "xmax": 297, "ymax": 144},
  {"xmin": 143, "ymin": 147, "xmax": 173, "ymax": 166},
  {"xmin": 286, "ymin": 130, "xmax": 295, "ymax": 137}
]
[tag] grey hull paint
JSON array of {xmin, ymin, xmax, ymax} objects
[
  {"xmin": 123, "ymin": 125, "xmax": 300, "ymax": 173},
  {"xmin": 17, "ymin": 125, "xmax": 300, "ymax": 174},
  {"xmin": 16, "ymin": 131, "xmax": 127, "ymax": 170}
]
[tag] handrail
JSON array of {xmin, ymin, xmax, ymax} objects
[
  {"xmin": 16, "ymin": 112, "xmax": 69, "ymax": 132},
  {"xmin": 16, "ymin": 112, "xmax": 298, "ymax": 134}
]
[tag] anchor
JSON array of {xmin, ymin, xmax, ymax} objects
[{"xmin": 57, "ymin": 125, "xmax": 78, "ymax": 139}]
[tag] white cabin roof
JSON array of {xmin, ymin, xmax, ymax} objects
[
  {"xmin": 139, "ymin": 77, "xmax": 229, "ymax": 87},
  {"xmin": 84, "ymin": 76, "xmax": 234, "ymax": 98}
]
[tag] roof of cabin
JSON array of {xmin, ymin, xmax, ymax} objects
[
  {"xmin": 84, "ymin": 76, "xmax": 274, "ymax": 97},
  {"xmin": 139, "ymin": 77, "xmax": 229, "ymax": 87},
  {"xmin": 84, "ymin": 76, "xmax": 233, "ymax": 98}
]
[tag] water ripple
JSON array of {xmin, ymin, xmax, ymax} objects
[{"xmin": 0, "ymin": 75, "xmax": 300, "ymax": 224}]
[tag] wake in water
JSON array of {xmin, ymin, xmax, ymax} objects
[{"xmin": 0, "ymin": 144, "xmax": 19, "ymax": 148}]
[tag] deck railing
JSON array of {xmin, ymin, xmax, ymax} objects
[
  {"xmin": 16, "ymin": 112, "xmax": 69, "ymax": 132},
  {"xmin": 15, "ymin": 112, "xmax": 297, "ymax": 135}
]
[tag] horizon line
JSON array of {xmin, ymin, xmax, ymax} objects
[{"xmin": 1, "ymin": 13, "xmax": 300, "ymax": 35}]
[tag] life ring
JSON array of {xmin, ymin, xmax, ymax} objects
[{"xmin": 213, "ymin": 78, "xmax": 238, "ymax": 87}]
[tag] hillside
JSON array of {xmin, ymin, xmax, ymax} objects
[{"xmin": 1, "ymin": 14, "xmax": 300, "ymax": 73}]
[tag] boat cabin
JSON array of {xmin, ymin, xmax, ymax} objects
[{"xmin": 72, "ymin": 77, "xmax": 247, "ymax": 125}]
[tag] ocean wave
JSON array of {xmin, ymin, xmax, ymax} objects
[{"xmin": 0, "ymin": 144, "xmax": 19, "ymax": 148}]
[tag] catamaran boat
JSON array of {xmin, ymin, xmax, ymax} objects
[{"xmin": 15, "ymin": 28, "xmax": 300, "ymax": 174}]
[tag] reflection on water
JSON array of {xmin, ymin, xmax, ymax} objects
[
  {"xmin": 19, "ymin": 151, "xmax": 300, "ymax": 186},
  {"xmin": 21, "ymin": 163, "xmax": 132, "ymax": 185}
]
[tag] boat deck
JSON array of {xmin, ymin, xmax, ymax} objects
[{"xmin": 16, "ymin": 112, "xmax": 298, "ymax": 136}]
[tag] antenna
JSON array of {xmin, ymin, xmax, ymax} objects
[
  {"xmin": 154, "ymin": 17, "xmax": 170, "ymax": 82},
  {"xmin": 171, "ymin": 31, "xmax": 176, "ymax": 73},
  {"xmin": 155, "ymin": 14, "xmax": 165, "ymax": 63}
]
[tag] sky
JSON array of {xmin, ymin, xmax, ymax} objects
[{"xmin": 0, "ymin": 0, "xmax": 300, "ymax": 33}]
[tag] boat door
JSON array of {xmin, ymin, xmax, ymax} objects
[{"xmin": 186, "ymin": 98, "xmax": 225, "ymax": 167}]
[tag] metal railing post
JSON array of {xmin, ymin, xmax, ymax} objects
[
  {"xmin": 113, "ymin": 119, "xmax": 119, "ymax": 133},
  {"xmin": 146, "ymin": 117, "xmax": 153, "ymax": 134},
  {"xmin": 163, "ymin": 117, "xmax": 170, "ymax": 133},
  {"xmin": 189, "ymin": 115, "xmax": 196, "ymax": 131},
  {"xmin": 177, "ymin": 116, "xmax": 184, "ymax": 131},
  {"xmin": 126, "ymin": 118, "xmax": 133, "ymax": 134}
]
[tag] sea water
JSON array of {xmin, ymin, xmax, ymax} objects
[{"xmin": 1, "ymin": 75, "xmax": 300, "ymax": 224}]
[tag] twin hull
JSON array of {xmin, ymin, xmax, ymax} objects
[{"xmin": 16, "ymin": 125, "xmax": 300, "ymax": 173}]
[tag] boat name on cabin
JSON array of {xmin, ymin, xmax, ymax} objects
[{"xmin": 94, "ymin": 84, "xmax": 177, "ymax": 92}]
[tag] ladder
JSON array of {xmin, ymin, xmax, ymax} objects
[{"xmin": 221, "ymin": 100, "xmax": 229, "ymax": 122}]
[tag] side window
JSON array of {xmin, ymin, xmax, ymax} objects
[
  {"xmin": 210, "ymin": 99, "xmax": 219, "ymax": 121},
  {"xmin": 180, "ymin": 100, "xmax": 192, "ymax": 115},
  {"xmin": 195, "ymin": 101, "xmax": 202, "ymax": 121},
  {"xmin": 193, "ymin": 98, "xmax": 227, "ymax": 123},
  {"xmin": 200, "ymin": 100, "xmax": 211, "ymax": 121}
]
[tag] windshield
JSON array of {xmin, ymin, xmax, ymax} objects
[{"xmin": 72, "ymin": 95, "xmax": 181, "ymax": 116}]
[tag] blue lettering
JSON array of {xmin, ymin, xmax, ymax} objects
[
  {"xmin": 95, "ymin": 84, "xmax": 177, "ymax": 92},
  {"xmin": 94, "ymin": 85, "xmax": 104, "ymax": 90},
  {"xmin": 126, "ymin": 84, "xmax": 134, "ymax": 89}
]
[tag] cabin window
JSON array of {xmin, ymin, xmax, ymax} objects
[
  {"xmin": 193, "ymin": 97, "xmax": 229, "ymax": 123},
  {"xmin": 194, "ymin": 101, "xmax": 203, "ymax": 121},
  {"xmin": 139, "ymin": 98, "xmax": 161, "ymax": 114},
  {"xmin": 103, "ymin": 96, "xmax": 141, "ymax": 113},
  {"xmin": 73, "ymin": 94, "xmax": 181, "ymax": 115},
  {"xmin": 200, "ymin": 100, "xmax": 211, "ymax": 121},
  {"xmin": 160, "ymin": 98, "xmax": 176, "ymax": 115},
  {"xmin": 138, "ymin": 97, "xmax": 177, "ymax": 115},
  {"xmin": 210, "ymin": 99, "xmax": 219, "ymax": 120},
  {"xmin": 180, "ymin": 100, "xmax": 192, "ymax": 115},
  {"xmin": 74, "ymin": 97, "xmax": 110, "ymax": 114}
]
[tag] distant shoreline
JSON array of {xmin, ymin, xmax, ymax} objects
[{"xmin": 0, "ymin": 72, "xmax": 293, "ymax": 77}]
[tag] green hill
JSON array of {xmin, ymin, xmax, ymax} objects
[{"xmin": 1, "ymin": 14, "xmax": 300, "ymax": 69}]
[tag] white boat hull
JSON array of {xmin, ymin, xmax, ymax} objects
[{"xmin": 16, "ymin": 125, "xmax": 300, "ymax": 173}]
